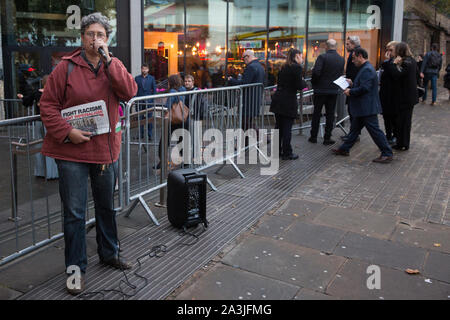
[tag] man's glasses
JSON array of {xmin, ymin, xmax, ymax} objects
[
  {"xmin": 84, "ymin": 31, "xmax": 106, "ymax": 39},
  {"xmin": 242, "ymin": 55, "xmax": 249, "ymax": 60}
]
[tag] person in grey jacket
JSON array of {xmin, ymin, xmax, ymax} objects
[
  {"xmin": 420, "ymin": 43, "xmax": 442, "ymax": 105},
  {"xmin": 309, "ymin": 39, "xmax": 345, "ymax": 145}
]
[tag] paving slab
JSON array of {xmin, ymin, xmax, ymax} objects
[
  {"xmin": 313, "ymin": 206, "xmax": 398, "ymax": 239},
  {"xmin": 0, "ymin": 246, "xmax": 65, "ymax": 293},
  {"xmin": 0, "ymin": 285, "xmax": 22, "ymax": 300},
  {"xmin": 175, "ymin": 264, "xmax": 300, "ymax": 300},
  {"xmin": 253, "ymin": 215, "xmax": 295, "ymax": 239},
  {"xmin": 273, "ymin": 198, "xmax": 326, "ymax": 221},
  {"xmin": 423, "ymin": 251, "xmax": 450, "ymax": 283},
  {"xmin": 281, "ymin": 221, "xmax": 346, "ymax": 254},
  {"xmin": 326, "ymin": 259, "xmax": 450, "ymax": 300},
  {"xmin": 334, "ymin": 232, "xmax": 427, "ymax": 271},
  {"xmin": 294, "ymin": 288, "xmax": 339, "ymax": 300},
  {"xmin": 222, "ymin": 234, "xmax": 346, "ymax": 292},
  {"xmin": 390, "ymin": 222, "xmax": 450, "ymax": 254}
]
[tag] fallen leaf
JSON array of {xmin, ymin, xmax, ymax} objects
[
  {"xmin": 405, "ymin": 269, "xmax": 420, "ymax": 275},
  {"xmin": 433, "ymin": 243, "xmax": 441, "ymax": 247},
  {"xmin": 293, "ymin": 213, "xmax": 299, "ymax": 217}
]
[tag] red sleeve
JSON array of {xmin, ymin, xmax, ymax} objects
[
  {"xmin": 39, "ymin": 61, "xmax": 74, "ymax": 144},
  {"xmin": 107, "ymin": 58, "xmax": 138, "ymax": 101}
]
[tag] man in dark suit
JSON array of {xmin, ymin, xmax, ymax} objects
[
  {"xmin": 228, "ymin": 50, "xmax": 265, "ymax": 134},
  {"xmin": 332, "ymin": 48, "xmax": 393, "ymax": 163},
  {"xmin": 135, "ymin": 63, "xmax": 157, "ymax": 140},
  {"xmin": 309, "ymin": 39, "xmax": 345, "ymax": 145}
]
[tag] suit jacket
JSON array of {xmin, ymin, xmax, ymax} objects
[
  {"xmin": 385, "ymin": 56, "xmax": 419, "ymax": 108},
  {"xmin": 311, "ymin": 49, "xmax": 345, "ymax": 95},
  {"xmin": 229, "ymin": 59, "xmax": 265, "ymax": 118},
  {"xmin": 135, "ymin": 74, "xmax": 156, "ymax": 102},
  {"xmin": 270, "ymin": 63, "xmax": 307, "ymax": 118},
  {"xmin": 348, "ymin": 61, "xmax": 382, "ymax": 118}
]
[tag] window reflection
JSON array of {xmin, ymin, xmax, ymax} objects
[
  {"xmin": 1, "ymin": 0, "xmax": 117, "ymax": 47},
  {"xmin": 307, "ymin": 0, "xmax": 346, "ymax": 76},
  {"xmin": 268, "ymin": 0, "xmax": 308, "ymax": 85}
]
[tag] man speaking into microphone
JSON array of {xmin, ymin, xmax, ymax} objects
[{"xmin": 39, "ymin": 12, "xmax": 137, "ymax": 295}]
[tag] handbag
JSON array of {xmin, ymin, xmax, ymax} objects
[{"xmin": 166, "ymin": 99, "xmax": 189, "ymax": 124}]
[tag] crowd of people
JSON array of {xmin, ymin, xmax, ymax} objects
[{"xmin": 16, "ymin": 9, "xmax": 448, "ymax": 296}]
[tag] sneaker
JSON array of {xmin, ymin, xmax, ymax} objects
[
  {"xmin": 100, "ymin": 256, "xmax": 133, "ymax": 270},
  {"xmin": 323, "ymin": 139, "xmax": 336, "ymax": 145},
  {"xmin": 66, "ymin": 273, "xmax": 85, "ymax": 296}
]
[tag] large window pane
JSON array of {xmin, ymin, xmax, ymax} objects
[
  {"xmin": 307, "ymin": 0, "xmax": 346, "ymax": 75},
  {"xmin": 228, "ymin": 0, "xmax": 267, "ymax": 82},
  {"xmin": 347, "ymin": 0, "xmax": 381, "ymax": 68},
  {"xmin": 144, "ymin": 0, "xmax": 184, "ymax": 82},
  {"xmin": 268, "ymin": 0, "xmax": 308, "ymax": 85},
  {"xmin": 185, "ymin": 0, "xmax": 227, "ymax": 88},
  {"xmin": 1, "ymin": 0, "xmax": 117, "ymax": 47}
]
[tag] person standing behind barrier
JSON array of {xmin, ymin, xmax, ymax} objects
[
  {"xmin": 341, "ymin": 36, "xmax": 361, "ymax": 142},
  {"xmin": 18, "ymin": 75, "xmax": 59, "ymax": 179},
  {"xmin": 269, "ymin": 48, "xmax": 307, "ymax": 160},
  {"xmin": 332, "ymin": 48, "xmax": 393, "ymax": 163},
  {"xmin": 420, "ymin": 43, "xmax": 442, "ymax": 106},
  {"xmin": 379, "ymin": 41, "xmax": 400, "ymax": 146},
  {"xmin": 384, "ymin": 42, "xmax": 419, "ymax": 151},
  {"xmin": 228, "ymin": 50, "xmax": 265, "ymax": 135},
  {"xmin": 39, "ymin": 12, "xmax": 137, "ymax": 295},
  {"xmin": 135, "ymin": 63, "xmax": 156, "ymax": 140},
  {"xmin": 155, "ymin": 74, "xmax": 187, "ymax": 169},
  {"xmin": 444, "ymin": 63, "xmax": 450, "ymax": 100},
  {"xmin": 309, "ymin": 39, "xmax": 345, "ymax": 146}
]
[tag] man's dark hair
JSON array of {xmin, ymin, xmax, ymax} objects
[
  {"xmin": 353, "ymin": 47, "xmax": 368, "ymax": 59},
  {"xmin": 431, "ymin": 43, "xmax": 439, "ymax": 51},
  {"xmin": 142, "ymin": 63, "xmax": 149, "ymax": 68}
]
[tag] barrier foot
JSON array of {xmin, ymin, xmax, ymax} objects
[
  {"xmin": 255, "ymin": 145, "xmax": 269, "ymax": 163},
  {"xmin": 207, "ymin": 178, "xmax": 218, "ymax": 191},
  {"xmin": 139, "ymin": 196, "xmax": 160, "ymax": 226},
  {"xmin": 229, "ymin": 159, "xmax": 245, "ymax": 179},
  {"xmin": 124, "ymin": 198, "xmax": 140, "ymax": 218}
]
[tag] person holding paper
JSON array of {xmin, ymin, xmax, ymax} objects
[
  {"xmin": 332, "ymin": 48, "xmax": 393, "ymax": 164},
  {"xmin": 309, "ymin": 39, "xmax": 345, "ymax": 145},
  {"xmin": 39, "ymin": 12, "xmax": 137, "ymax": 295}
]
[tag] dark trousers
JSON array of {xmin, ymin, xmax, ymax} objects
[
  {"xmin": 158, "ymin": 122, "xmax": 189, "ymax": 161},
  {"xmin": 275, "ymin": 114, "xmax": 294, "ymax": 156},
  {"xmin": 395, "ymin": 106, "xmax": 413, "ymax": 148},
  {"xmin": 311, "ymin": 94, "xmax": 337, "ymax": 140},
  {"xmin": 382, "ymin": 113, "xmax": 397, "ymax": 140},
  {"xmin": 56, "ymin": 160, "xmax": 119, "ymax": 273},
  {"xmin": 339, "ymin": 115, "xmax": 393, "ymax": 157}
]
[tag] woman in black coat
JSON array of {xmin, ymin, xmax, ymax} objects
[
  {"xmin": 269, "ymin": 48, "xmax": 307, "ymax": 160},
  {"xmin": 444, "ymin": 64, "xmax": 450, "ymax": 100},
  {"xmin": 379, "ymin": 41, "xmax": 400, "ymax": 145},
  {"xmin": 386, "ymin": 42, "xmax": 419, "ymax": 151}
]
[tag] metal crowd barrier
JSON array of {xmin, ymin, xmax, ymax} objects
[
  {"xmin": 0, "ymin": 82, "xmax": 335, "ymax": 267},
  {"xmin": 122, "ymin": 84, "xmax": 272, "ymax": 224}
]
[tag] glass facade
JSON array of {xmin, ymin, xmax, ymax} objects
[
  {"xmin": 1, "ymin": 0, "xmax": 122, "ymax": 100},
  {"xmin": 0, "ymin": 0, "xmax": 393, "ymax": 101},
  {"xmin": 143, "ymin": 0, "xmax": 390, "ymax": 87}
]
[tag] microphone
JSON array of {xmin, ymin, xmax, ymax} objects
[{"xmin": 98, "ymin": 47, "xmax": 109, "ymax": 60}]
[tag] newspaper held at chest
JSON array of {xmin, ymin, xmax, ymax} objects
[{"xmin": 61, "ymin": 100, "xmax": 110, "ymax": 136}]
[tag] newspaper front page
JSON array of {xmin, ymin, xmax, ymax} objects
[{"xmin": 61, "ymin": 100, "xmax": 110, "ymax": 136}]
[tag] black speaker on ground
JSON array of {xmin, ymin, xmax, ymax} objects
[{"xmin": 167, "ymin": 168, "xmax": 208, "ymax": 229}]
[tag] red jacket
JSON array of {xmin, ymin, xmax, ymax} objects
[{"xmin": 40, "ymin": 48, "xmax": 137, "ymax": 164}]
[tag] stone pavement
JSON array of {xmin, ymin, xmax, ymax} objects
[
  {"xmin": 169, "ymin": 89, "xmax": 450, "ymax": 300},
  {"xmin": 0, "ymin": 89, "xmax": 449, "ymax": 300}
]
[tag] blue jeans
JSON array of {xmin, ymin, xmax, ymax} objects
[
  {"xmin": 56, "ymin": 160, "xmax": 119, "ymax": 273},
  {"xmin": 423, "ymin": 74, "xmax": 437, "ymax": 103},
  {"xmin": 339, "ymin": 115, "xmax": 393, "ymax": 157}
]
